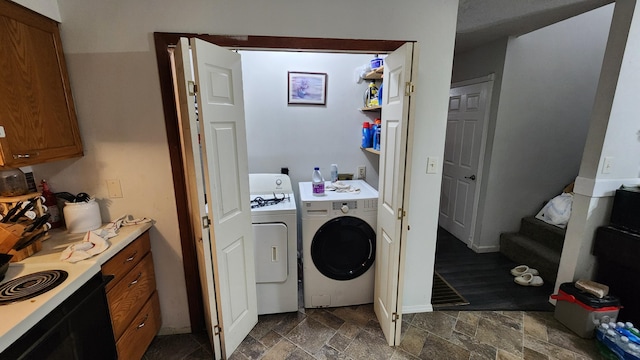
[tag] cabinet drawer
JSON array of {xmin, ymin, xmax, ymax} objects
[
  {"xmin": 103, "ymin": 231, "xmax": 150, "ymax": 292},
  {"xmin": 107, "ymin": 252, "xmax": 156, "ymax": 340},
  {"xmin": 116, "ymin": 291, "xmax": 161, "ymax": 360}
]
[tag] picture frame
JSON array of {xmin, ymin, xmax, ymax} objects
[{"xmin": 288, "ymin": 71, "xmax": 327, "ymax": 105}]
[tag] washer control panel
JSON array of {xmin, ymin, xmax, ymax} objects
[{"xmin": 333, "ymin": 201, "xmax": 357, "ymax": 211}]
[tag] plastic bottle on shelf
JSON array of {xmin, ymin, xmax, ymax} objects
[
  {"xmin": 362, "ymin": 122, "xmax": 372, "ymax": 148},
  {"xmin": 312, "ymin": 167, "xmax": 325, "ymax": 196},
  {"xmin": 364, "ymin": 81, "xmax": 379, "ymax": 107},
  {"xmin": 40, "ymin": 179, "xmax": 63, "ymax": 228},
  {"xmin": 330, "ymin": 164, "xmax": 338, "ymax": 183},
  {"xmin": 373, "ymin": 118, "xmax": 382, "ymax": 151}
]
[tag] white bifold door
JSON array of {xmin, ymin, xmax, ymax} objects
[
  {"xmin": 174, "ymin": 37, "xmax": 258, "ymax": 359},
  {"xmin": 374, "ymin": 42, "xmax": 417, "ymax": 346}
]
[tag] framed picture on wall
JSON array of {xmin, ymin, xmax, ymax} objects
[{"xmin": 288, "ymin": 72, "xmax": 327, "ymax": 105}]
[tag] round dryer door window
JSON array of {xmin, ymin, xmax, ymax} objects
[{"xmin": 311, "ymin": 216, "xmax": 375, "ymax": 281}]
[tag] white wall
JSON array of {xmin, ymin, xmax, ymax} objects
[
  {"xmin": 241, "ymin": 51, "xmax": 380, "ymax": 191},
  {"xmin": 474, "ymin": 5, "xmax": 614, "ymax": 251},
  {"xmin": 29, "ymin": 0, "xmax": 458, "ymax": 332},
  {"xmin": 11, "ymin": 0, "xmax": 61, "ymax": 21}
]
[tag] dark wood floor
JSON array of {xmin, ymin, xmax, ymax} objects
[{"xmin": 434, "ymin": 227, "xmax": 555, "ymax": 311}]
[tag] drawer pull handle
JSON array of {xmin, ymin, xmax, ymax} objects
[
  {"xmin": 124, "ymin": 250, "xmax": 138, "ymax": 263},
  {"xmin": 137, "ymin": 314, "xmax": 149, "ymax": 329},
  {"xmin": 12, "ymin": 152, "xmax": 39, "ymax": 159},
  {"xmin": 128, "ymin": 272, "xmax": 142, "ymax": 287}
]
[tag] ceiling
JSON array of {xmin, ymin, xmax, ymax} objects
[{"xmin": 456, "ymin": 0, "xmax": 614, "ymax": 52}]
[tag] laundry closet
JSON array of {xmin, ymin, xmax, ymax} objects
[
  {"xmin": 240, "ymin": 49, "xmax": 385, "ymax": 309},
  {"xmin": 173, "ymin": 38, "xmax": 421, "ymax": 354}
]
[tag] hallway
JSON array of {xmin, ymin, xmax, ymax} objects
[{"xmin": 434, "ymin": 228, "xmax": 555, "ymax": 311}]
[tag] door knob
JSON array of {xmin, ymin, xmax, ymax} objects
[{"xmin": 465, "ymin": 175, "xmax": 476, "ymax": 181}]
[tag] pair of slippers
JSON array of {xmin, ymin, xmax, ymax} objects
[{"xmin": 511, "ymin": 265, "xmax": 544, "ymax": 286}]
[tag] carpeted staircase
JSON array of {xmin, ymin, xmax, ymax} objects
[{"xmin": 499, "ymin": 216, "xmax": 566, "ymax": 286}]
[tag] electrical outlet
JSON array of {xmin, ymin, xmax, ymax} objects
[
  {"xmin": 106, "ymin": 179, "xmax": 123, "ymax": 198},
  {"xmin": 427, "ymin": 157, "xmax": 438, "ymax": 174},
  {"xmin": 602, "ymin": 156, "xmax": 614, "ymax": 174},
  {"xmin": 357, "ymin": 166, "xmax": 366, "ymax": 180}
]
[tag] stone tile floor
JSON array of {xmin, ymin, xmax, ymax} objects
[{"xmin": 144, "ymin": 305, "xmax": 605, "ymax": 359}]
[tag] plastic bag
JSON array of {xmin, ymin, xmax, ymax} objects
[{"xmin": 535, "ymin": 192, "xmax": 574, "ymax": 228}]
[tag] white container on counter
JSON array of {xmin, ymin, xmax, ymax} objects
[{"xmin": 63, "ymin": 199, "xmax": 102, "ymax": 233}]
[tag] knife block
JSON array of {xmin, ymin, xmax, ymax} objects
[
  {"xmin": 0, "ymin": 193, "xmax": 48, "ymax": 261},
  {"xmin": 0, "ymin": 192, "xmax": 46, "ymax": 219},
  {"xmin": 0, "ymin": 224, "xmax": 25, "ymax": 253},
  {"xmin": 8, "ymin": 239, "xmax": 43, "ymax": 262}
]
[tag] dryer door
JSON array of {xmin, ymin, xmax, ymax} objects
[
  {"xmin": 253, "ymin": 223, "xmax": 288, "ymax": 283},
  {"xmin": 311, "ymin": 216, "xmax": 375, "ymax": 281}
]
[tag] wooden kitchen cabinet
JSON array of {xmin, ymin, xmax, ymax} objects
[
  {"xmin": 0, "ymin": 0, "xmax": 83, "ymax": 168},
  {"xmin": 102, "ymin": 231, "xmax": 161, "ymax": 360}
]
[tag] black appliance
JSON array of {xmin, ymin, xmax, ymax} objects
[
  {"xmin": 592, "ymin": 187, "xmax": 640, "ymax": 325},
  {"xmin": 610, "ymin": 187, "xmax": 640, "ymax": 233},
  {"xmin": 0, "ymin": 273, "xmax": 117, "ymax": 360}
]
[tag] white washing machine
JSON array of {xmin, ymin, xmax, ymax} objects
[
  {"xmin": 249, "ymin": 173, "xmax": 298, "ymax": 315},
  {"xmin": 299, "ymin": 179, "xmax": 378, "ymax": 308}
]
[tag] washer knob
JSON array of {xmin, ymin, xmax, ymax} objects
[
  {"xmin": 341, "ymin": 205, "xmax": 349, "ymax": 213},
  {"xmin": 276, "ymin": 179, "xmax": 282, "ymax": 186}
]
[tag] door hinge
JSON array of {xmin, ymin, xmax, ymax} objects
[
  {"xmin": 202, "ymin": 216, "xmax": 211, "ymax": 229},
  {"xmin": 405, "ymin": 82, "xmax": 414, "ymax": 96},
  {"xmin": 214, "ymin": 325, "xmax": 222, "ymax": 335},
  {"xmin": 392, "ymin": 312, "xmax": 399, "ymax": 322},
  {"xmin": 188, "ymin": 80, "xmax": 198, "ymax": 95},
  {"xmin": 397, "ymin": 208, "xmax": 406, "ymax": 220}
]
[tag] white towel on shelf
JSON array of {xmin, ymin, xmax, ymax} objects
[
  {"xmin": 326, "ymin": 181, "xmax": 361, "ymax": 193},
  {"xmin": 60, "ymin": 215, "xmax": 153, "ymax": 263}
]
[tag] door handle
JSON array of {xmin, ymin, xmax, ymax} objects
[{"xmin": 465, "ymin": 175, "xmax": 476, "ymax": 181}]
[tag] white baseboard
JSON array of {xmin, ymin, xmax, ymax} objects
[
  {"xmin": 157, "ymin": 326, "xmax": 192, "ymax": 336},
  {"xmin": 402, "ymin": 304, "xmax": 433, "ymax": 314},
  {"xmin": 470, "ymin": 243, "xmax": 499, "ymax": 253}
]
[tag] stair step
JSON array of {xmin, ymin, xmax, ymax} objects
[
  {"xmin": 499, "ymin": 232, "xmax": 561, "ymax": 285},
  {"xmin": 519, "ymin": 216, "xmax": 566, "ymax": 252}
]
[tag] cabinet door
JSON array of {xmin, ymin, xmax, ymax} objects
[{"xmin": 0, "ymin": 0, "xmax": 83, "ymax": 167}]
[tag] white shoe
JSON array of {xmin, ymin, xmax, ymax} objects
[
  {"xmin": 510, "ymin": 265, "xmax": 539, "ymax": 277},
  {"xmin": 514, "ymin": 273, "xmax": 544, "ymax": 286}
]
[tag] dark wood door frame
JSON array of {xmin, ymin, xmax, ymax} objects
[{"xmin": 153, "ymin": 32, "xmax": 407, "ymax": 333}]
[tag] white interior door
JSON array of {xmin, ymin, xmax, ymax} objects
[
  {"xmin": 374, "ymin": 42, "xmax": 416, "ymax": 346},
  {"xmin": 173, "ymin": 38, "xmax": 222, "ymax": 359},
  {"xmin": 439, "ymin": 78, "xmax": 492, "ymax": 246},
  {"xmin": 176, "ymin": 37, "xmax": 258, "ymax": 358}
]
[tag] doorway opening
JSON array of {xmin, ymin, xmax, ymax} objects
[{"xmin": 153, "ymin": 32, "xmax": 407, "ymax": 333}]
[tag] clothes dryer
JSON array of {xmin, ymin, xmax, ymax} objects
[
  {"xmin": 250, "ymin": 173, "xmax": 298, "ymax": 314},
  {"xmin": 299, "ymin": 180, "xmax": 378, "ymax": 308}
]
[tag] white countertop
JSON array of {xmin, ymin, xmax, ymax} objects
[
  {"xmin": 0, "ymin": 222, "xmax": 153, "ymax": 353},
  {"xmin": 298, "ymin": 180, "xmax": 379, "ymax": 202}
]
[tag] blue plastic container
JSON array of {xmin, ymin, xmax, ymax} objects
[
  {"xmin": 370, "ymin": 57, "xmax": 383, "ymax": 69},
  {"xmin": 362, "ymin": 122, "xmax": 373, "ymax": 148},
  {"xmin": 373, "ymin": 121, "xmax": 381, "ymax": 151}
]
